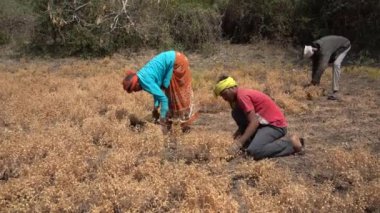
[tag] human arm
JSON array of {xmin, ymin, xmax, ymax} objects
[
  {"xmin": 151, "ymin": 88, "xmax": 170, "ymax": 133},
  {"xmin": 233, "ymin": 129, "xmax": 242, "ymax": 139},
  {"xmin": 154, "ymin": 93, "xmax": 169, "ymax": 119},
  {"xmin": 152, "ymin": 97, "xmax": 160, "ymax": 122},
  {"xmin": 154, "ymin": 96, "xmax": 160, "ymax": 110},
  {"xmin": 235, "ymin": 111, "xmax": 259, "ymax": 146},
  {"xmin": 228, "ymin": 111, "xmax": 259, "ymax": 155},
  {"xmin": 311, "ymin": 53, "xmax": 330, "ymax": 85},
  {"xmin": 142, "ymin": 82, "xmax": 169, "ymax": 120}
]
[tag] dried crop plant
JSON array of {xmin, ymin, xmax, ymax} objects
[{"xmin": 0, "ymin": 46, "xmax": 379, "ymax": 211}]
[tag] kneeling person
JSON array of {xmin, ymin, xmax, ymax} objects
[{"xmin": 214, "ymin": 76, "xmax": 304, "ymax": 160}]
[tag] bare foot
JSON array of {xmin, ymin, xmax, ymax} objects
[{"xmin": 290, "ymin": 134, "xmax": 304, "ymax": 153}]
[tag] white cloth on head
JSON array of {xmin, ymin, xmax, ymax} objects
[{"xmin": 304, "ymin": 45, "xmax": 314, "ymax": 58}]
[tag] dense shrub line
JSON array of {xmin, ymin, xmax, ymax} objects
[
  {"xmin": 25, "ymin": 0, "xmax": 222, "ymax": 57},
  {"xmin": 0, "ymin": 0, "xmax": 379, "ymax": 58},
  {"xmin": 222, "ymin": 0, "xmax": 380, "ymax": 58}
]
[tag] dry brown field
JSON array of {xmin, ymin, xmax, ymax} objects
[{"xmin": 1, "ymin": 44, "xmax": 379, "ymax": 212}]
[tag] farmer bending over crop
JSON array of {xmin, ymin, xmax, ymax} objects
[
  {"xmin": 122, "ymin": 50, "xmax": 197, "ymax": 132},
  {"xmin": 214, "ymin": 75, "xmax": 304, "ymax": 160},
  {"xmin": 304, "ymin": 35, "xmax": 351, "ymax": 100}
]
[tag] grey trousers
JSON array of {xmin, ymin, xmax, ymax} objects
[
  {"xmin": 243, "ymin": 125, "xmax": 295, "ymax": 160},
  {"xmin": 232, "ymin": 107, "xmax": 295, "ymax": 160},
  {"xmin": 332, "ymin": 46, "xmax": 351, "ymax": 92}
]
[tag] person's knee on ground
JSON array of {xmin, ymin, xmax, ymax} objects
[{"xmin": 246, "ymin": 145, "xmax": 266, "ymax": 160}]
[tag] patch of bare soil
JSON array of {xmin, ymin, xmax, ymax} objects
[{"xmin": 286, "ymin": 73, "xmax": 378, "ymax": 152}]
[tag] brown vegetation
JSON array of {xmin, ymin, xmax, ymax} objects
[{"xmin": 0, "ymin": 44, "xmax": 379, "ymax": 212}]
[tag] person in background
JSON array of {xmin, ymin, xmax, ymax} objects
[
  {"xmin": 304, "ymin": 35, "xmax": 351, "ymax": 100},
  {"xmin": 214, "ymin": 75, "xmax": 304, "ymax": 160},
  {"xmin": 122, "ymin": 50, "xmax": 197, "ymax": 132}
]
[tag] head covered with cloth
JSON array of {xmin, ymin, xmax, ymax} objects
[
  {"xmin": 122, "ymin": 70, "xmax": 141, "ymax": 93},
  {"xmin": 214, "ymin": 76, "xmax": 238, "ymax": 103}
]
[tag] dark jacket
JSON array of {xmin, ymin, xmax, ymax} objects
[{"xmin": 311, "ymin": 35, "xmax": 351, "ymax": 84}]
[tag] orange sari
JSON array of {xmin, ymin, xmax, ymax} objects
[{"xmin": 165, "ymin": 52, "xmax": 198, "ymax": 124}]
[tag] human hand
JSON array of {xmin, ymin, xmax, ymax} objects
[
  {"xmin": 152, "ymin": 109, "xmax": 160, "ymax": 123},
  {"xmin": 159, "ymin": 117, "xmax": 168, "ymax": 125},
  {"xmin": 227, "ymin": 141, "xmax": 242, "ymax": 156}
]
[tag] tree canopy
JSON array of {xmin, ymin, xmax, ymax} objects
[{"xmin": 0, "ymin": 0, "xmax": 378, "ymax": 59}]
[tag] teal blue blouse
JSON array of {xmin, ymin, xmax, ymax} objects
[{"xmin": 136, "ymin": 51, "xmax": 175, "ymax": 118}]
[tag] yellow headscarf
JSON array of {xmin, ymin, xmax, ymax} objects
[{"xmin": 213, "ymin": 76, "xmax": 238, "ymax": 96}]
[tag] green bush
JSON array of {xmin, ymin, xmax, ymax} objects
[
  {"xmin": 292, "ymin": 0, "xmax": 380, "ymax": 58},
  {"xmin": 222, "ymin": 0, "xmax": 296, "ymax": 43},
  {"xmin": 0, "ymin": 0, "xmax": 35, "ymax": 47},
  {"xmin": 220, "ymin": 0, "xmax": 379, "ymax": 58},
  {"xmin": 0, "ymin": 0, "xmax": 378, "ymax": 59},
  {"xmin": 29, "ymin": 0, "xmax": 118, "ymax": 56},
  {"xmin": 169, "ymin": 3, "xmax": 221, "ymax": 51},
  {"xmin": 27, "ymin": 0, "xmax": 222, "ymax": 57}
]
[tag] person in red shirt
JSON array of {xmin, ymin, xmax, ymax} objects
[{"xmin": 214, "ymin": 75, "xmax": 304, "ymax": 160}]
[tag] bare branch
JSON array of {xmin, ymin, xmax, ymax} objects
[
  {"xmin": 75, "ymin": 2, "xmax": 91, "ymax": 12},
  {"xmin": 110, "ymin": 0, "xmax": 133, "ymax": 31}
]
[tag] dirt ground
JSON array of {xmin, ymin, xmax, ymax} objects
[
  {"xmin": 193, "ymin": 70, "xmax": 380, "ymax": 168},
  {"xmin": 185, "ymin": 44, "xmax": 380, "ymax": 211},
  {"xmin": 0, "ymin": 44, "xmax": 379, "ymax": 212}
]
